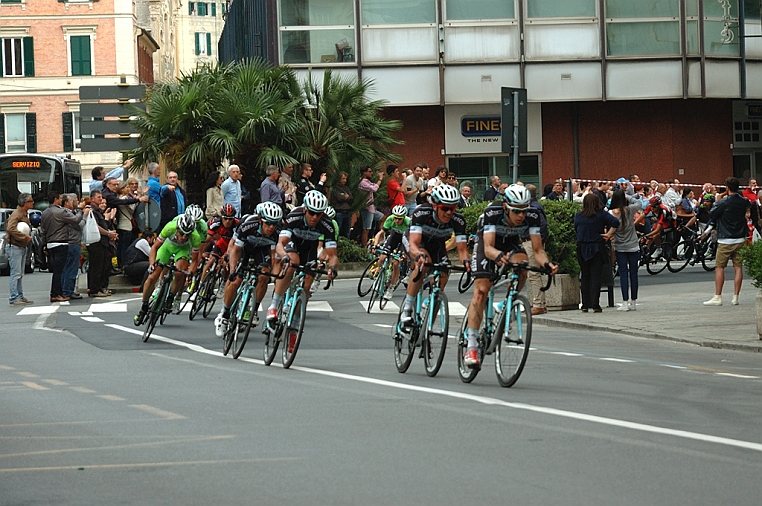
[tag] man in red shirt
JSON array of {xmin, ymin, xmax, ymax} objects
[{"xmin": 386, "ymin": 164, "xmax": 406, "ymax": 210}]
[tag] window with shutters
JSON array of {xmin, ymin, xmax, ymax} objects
[
  {"xmin": 195, "ymin": 32, "xmax": 212, "ymax": 56},
  {"xmin": 1, "ymin": 37, "xmax": 34, "ymax": 77},
  {"xmin": 4, "ymin": 114, "xmax": 26, "ymax": 152},
  {"xmin": 70, "ymin": 35, "xmax": 92, "ymax": 76},
  {"xmin": 197, "ymin": 2, "xmax": 208, "ymax": 16}
]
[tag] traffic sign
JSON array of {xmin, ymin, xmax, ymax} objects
[
  {"xmin": 134, "ymin": 198, "xmax": 161, "ymax": 233},
  {"xmin": 81, "ymin": 137, "xmax": 140, "ymax": 152},
  {"xmin": 79, "ymin": 85, "xmax": 146, "ymax": 101}
]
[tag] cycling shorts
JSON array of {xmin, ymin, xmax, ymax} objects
[
  {"xmin": 410, "ymin": 239, "xmax": 449, "ymax": 267},
  {"xmin": 239, "ymin": 248, "xmax": 272, "ymax": 273},
  {"xmin": 156, "ymin": 241, "xmax": 193, "ymax": 264},
  {"xmin": 470, "ymin": 234, "xmax": 525, "ymax": 279},
  {"xmin": 382, "ymin": 229, "xmax": 407, "ymax": 256},
  {"xmin": 284, "ymin": 241, "xmax": 319, "ymax": 265}
]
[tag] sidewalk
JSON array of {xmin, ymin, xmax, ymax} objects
[{"xmin": 532, "ymin": 272, "xmax": 762, "ymax": 353}]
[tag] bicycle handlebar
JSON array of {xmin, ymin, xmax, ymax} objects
[
  {"xmin": 153, "ymin": 260, "xmax": 191, "ymax": 277},
  {"xmin": 496, "ymin": 261, "xmax": 554, "ymax": 292},
  {"xmin": 411, "ymin": 262, "xmax": 468, "ymax": 283}
]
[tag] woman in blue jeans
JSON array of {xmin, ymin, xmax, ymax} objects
[{"xmin": 609, "ymin": 189, "xmax": 642, "ymax": 311}]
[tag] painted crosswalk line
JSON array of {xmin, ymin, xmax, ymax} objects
[
  {"xmin": 88, "ymin": 303, "xmax": 128, "ymax": 313},
  {"xmin": 359, "ymin": 301, "xmax": 400, "ymax": 314},
  {"xmin": 16, "ymin": 306, "xmax": 59, "ymax": 316}
]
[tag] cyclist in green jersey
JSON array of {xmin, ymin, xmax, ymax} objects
[
  {"xmin": 374, "ymin": 205, "xmax": 411, "ymax": 300},
  {"xmin": 173, "ymin": 204, "xmax": 209, "ymax": 277},
  {"xmin": 134, "ymin": 214, "xmax": 202, "ymax": 325}
]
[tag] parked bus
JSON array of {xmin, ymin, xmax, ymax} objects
[{"xmin": 0, "ymin": 153, "xmax": 82, "ymax": 210}]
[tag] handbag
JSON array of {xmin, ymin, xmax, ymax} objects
[{"xmin": 83, "ymin": 212, "xmax": 100, "ymax": 245}]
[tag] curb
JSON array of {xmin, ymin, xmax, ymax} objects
[{"xmin": 532, "ymin": 315, "xmax": 762, "ymax": 353}]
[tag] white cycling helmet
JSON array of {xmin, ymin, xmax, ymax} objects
[
  {"xmin": 391, "ymin": 204, "xmax": 407, "ymax": 217},
  {"xmin": 258, "ymin": 201, "xmax": 283, "ymax": 224},
  {"xmin": 503, "ymin": 184, "xmax": 530, "ymax": 206},
  {"xmin": 185, "ymin": 204, "xmax": 204, "ymax": 222},
  {"xmin": 431, "ymin": 184, "xmax": 460, "ymax": 205},
  {"xmin": 177, "ymin": 214, "xmax": 196, "ymax": 235},
  {"xmin": 254, "ymin": 202, "xmax": 264, "ymax": 215},
  {"xmin": 302, "ymin": 190, "xmax": 328, "ymax": 213},
  {"xmin": 324, "ymin": 206, "xmax": 336, "ymax": 219}
]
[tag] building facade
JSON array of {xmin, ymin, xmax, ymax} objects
[
  {"xmin": 0, "ymin": 0, "xmax": 158, "ymax": 177},
  {"xmin": 220, "ymin": 0, "xmax": 762, "ymax": 191}
]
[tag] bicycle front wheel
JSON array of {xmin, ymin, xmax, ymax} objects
[
  {"xmin": 423, "ymin": 292, "xmax": 449, "ymax": 377},
  {"xmin": 367, "ymin": 265, "xmax": 385, "ymax": 313},
  {"xmin": 495, "ymin": 295, "xmax": 531, "ymax": 388},
  {"xmin": 189, "ymin": 273, "xmax": 213, "ymax": 320},
  {"xmin": 392, "ymin": 304, "xmax": 416, "ymax": 373},
  {"xmin": 177, "ymin": 272, "xmax": 199, "ymax": 314},
  {"xmin": 232, "ymin": 290, "xmax": 256, "ymax": 359},
  {"xmin": 702, "ymin": 241, "xmax": 717, "ymax": 271},
  {"xmin": 646, "ymin": 248, "xmax": 668, "ymax": 275},
  {"xmin": 282, "ymin": 290, "xmax": 307, "ymax": 369},
  {"xmin": 378, "ymin": 264, "xmax": 394, "ymax": 311},
  {"xmin": 456, "ymin": 306, "xmax": 481, "ymax": 383},
  {"xmin": 357, "ymin": 259, "xmax": 378, "ymax": 297},
  {"xmin": 667, "ymin": 240, "xmax": 693, "ymax": 273},
  {"xmin": 223, "ymin": 294, "xmax": 243, "ymax": 357},
  {"xmin": 142, "ymin": 285, "xmax": 167, "ymax": 343},
  {"xmin": 202, "ymin": 272, "xmax": 223, "ymax": 318}
]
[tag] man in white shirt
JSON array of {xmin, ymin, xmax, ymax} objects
[
  {"xmin": 663, "ymin": 179, "xmax": 682, "ymax": 210},
  {"xmin": 221, "ymin": 164, "xmax": 243, "ymax": 217},
  {"xmin": 404, "ymin": 164, "xmax": 424, "ymax": 214}
]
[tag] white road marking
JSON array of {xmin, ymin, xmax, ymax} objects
[
  {"xmin": 87, "ymin": 304, "xmax": 127, "ymax": 313},
  {"xmin": 81, "ymin": 317, "xmax": 104, "ymax": 323},
  {"xmin": 360, "ymin": 301, "xmax": 399, "ymax": 314},
  {"xmin": 129, "ymin": 404, "xmax": 185, "ymax": 420},
  {"xmin": 307, "ymin": 301, "xmax": 333, "ymax": 312},
  {"xmin": 550, "ymin": 352, "xmax": 584, "ymax": 357},
  {"xmin": 599, "ymin": 358, "xmax": 635, "ymax": 363},
  {"xmin": 16, "ymin": 306, "xmax": 58, "ymax": 316},
  {"xmin": 374, "ymin": 324, "xmax": 393, "ymax": 328},
  {"xmin": 448, "ymin": 302, "xmax": 467, "ymax": 316},
  {"xmin": 106, "ymin": 323, "xmax": 762, "ymax": 454},
  {"xmin": 68, "ymin": 312, "xmax": 93, "ymax": 316},
  {"xmin": 716, "ymin": 373, "xmax": 759, "ymax": 379}
]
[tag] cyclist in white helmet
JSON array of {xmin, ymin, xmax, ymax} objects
[
  {"xmin": 400, "ymin": 184, "xmax": 471, "ymax": 326},
  {"xmin": 265, "ymin": 190, "xmax": 338, "ymax": 322},
  {"xmin": 463, "ymin": 184, "xmax": 558, "ymax": 368},
  {"xmin": 373, "ymin": 204, "xmax": 411, "ymax": 300}
]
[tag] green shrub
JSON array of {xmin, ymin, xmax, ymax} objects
[
  {"xmin": 337, "ymin": 236, "xmax": 371, "ymax": 263},
  {"xmin": 461, "ymin": 201, "xmax": 490, "ymax": 236},
  {"xmin": 741, "ymin": 240, "xmax": 762, "ymax": 290},
  {"xmin": 540, "ymin": 200, "xmax": 581, "ymax": 277}
]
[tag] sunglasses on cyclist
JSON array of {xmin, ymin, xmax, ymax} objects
[
  {"xmin": 306, "ymin": 209, "xmax": 324, "ymax": 217},
  {"xmin": 507, "ymin": 206, "xmax": 529, "ymax": 215},
  {"xmin": 438, "ymin": 205, "xmax": 457, "ymax": 213},
  {"xmin": 221, "ymin": 216, "xmax": 235, "ymax": 221}
]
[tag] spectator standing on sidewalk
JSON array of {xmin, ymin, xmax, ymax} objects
[
  {"xmin": 89, "ymin": 159, "xmax": 132, "ymax": 193},
  {"xmin": 221, "ymin": 164, "xmax": 242, "ymax": 218},
  {"xmin": 159, "ymin": 171, "xmax": 187, "ymax": 229},
  {"xmin": 5, "ymin": 193, "xmax": 34, "ymax": 305},
  {"xmin": 260, "ymin": 165, "xmax": 284, "ymax": 211},
  {"xmin": 575, "ymin": 193, "xmax": 619, "ymax": 312},
  {"xmin": 145, "ymin": 162, "xmax": 162, "ymax": 206},
  {"xmin": 40, "ymin": 191, "xmax": 84, "ymax": 302},
  {"xmin": 609, "ymin": 189, "xmax": 642, "ymax": 311},
  {"xmin": 704, "ymin": 177, "xmax": 750, "ymax": 306},
  {"xmin": 87, "ymin": 191, "xmax": 118, "ymax": 298},
  {"xmin": 61, "ymin": 194, "xmax": 87, "ymax": 300},
  {"xmin": 330, "ymin": 171, "xmax": 353, "ymax": 238},
  {"xmin": 204, "ymin": 171, "xmax": 224, "ymax": 219},
  {"xmin": 358, "ymin": 165, "xmax": 384, "ymax": 247},
  {"xmin": 522, "ymin": 184, "xmax": 549, "ymax": 315},
  {"xmin": 404, "ymin": 164, "xmax": 424, "ymax": 215}
]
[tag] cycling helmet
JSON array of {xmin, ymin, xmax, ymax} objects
[
  {"xmin": 703, "ymin": 193, "xmax": 715, "ymax": 202},
  {"xmin": 221, "ymin": 203, "xmax": 236, "ymax": 218},
  {"xmin": 324, "ymin": 206, "xmax": 336, "ymax": 219},
  {"xmin": 649, "ymin": 195, "xmax": 662, "ymax": 206},
  {"xmin": 258, "ymin": 201, "xmax": 283, "ymax": 224},
  {"xmin": 302, "ymin": 190, "xmax": 328, "ymax": 213},
  {"xmin": 177, "ymin": 214, "xmax": 196, "ymax": 235},
  {"xmin": 431, "ymin": 184, "xmax": 460, "ymax": 205},
  {"xmin": 185, "ymin": 204, "xmax": 204, "ymax": 222},
  {"xmin": 254, "ymin": 202, "xmax": 264, "ymax": 215},
  {"xmin": 503, "ymin": 184, "xmax": 531, "ymax": 205},
  {"xmin": 391, "ymin": 204, "xmax": 408, "ymax": 217}
]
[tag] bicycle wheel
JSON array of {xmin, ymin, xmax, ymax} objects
[
  {"xmin": 667, "ymin": 239, "xmax": 693, "ymax": 273},
  {"xmin": 222, "ymin": 293, "xmax": 242, "ymax": 356},
  {"xmin": 378, "ymin": 264, "xmax": 394, "ymax": 311},
  {"xmin": 392, "ymin": 303, "xmax": 417, "ymax": 374},
  {"xmin": 423, "ymin": 292, "xmax": 449, "ymax": 377},
  {"xmin": 262, "ymin": 297, "xmax": 283, "ymax": 366},
  {"xmin": 232, "ymin": 290, "xmax": 256, "ymax": 359},
  {"xmin": 367, "ymin": 265, "xmax": 385, "ymax": 313},
  {"xmin": 142, "ymin": 284, "xmax": 167, "ymax": 343},
  {"xmin": 202, "ymin": 272, "xmax": 223, "ymax": 318},
  {"xmin": 458, "ymin": 270, "xmax": 473, "ymax": 293},
  {"xmin": 456, "ymin": 306, "xmax": 484, "ymax": 383},
  {"xmin": 189, "ymin": 273, "xmax": 213, "ymax": 321},
  {"xmin": 646, "ymin": 247, "xmax": 668, "ymax": 275},
  {"xmin": 702, "ymin": 241, "xmax": 717, "ymax": 271},
  {"xmin": 357, "ymin": 259, "xmax": 379, "ymax": 297},
  {"xmin": 177, "ymin": 272, "xmax": 199, "ymax": 314},
  {"xmin": 495, "ymin": 295, "xmax": 531, "ymax": 388},
  {"xmin": 282, "ymin": 290, "xmax": 307, "ymax": 369}
]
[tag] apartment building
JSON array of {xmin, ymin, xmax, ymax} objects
[
  {"xmin": 220, "ymin": 0, "xmax": 762, "ymax": 189},
  {"xmin": 0, "ymin": 0, "xmax": 157, "ymax": 175}
]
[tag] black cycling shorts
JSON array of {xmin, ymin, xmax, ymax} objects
[
  {"xmin": 470, "ymin": 234, "xmax": 525, "ymax": 279},
  {"xmin": 284, "ymin": 241, "xmax": 319, "ymax": 265},
  {"xmin": 410, "ymin": 239, "xmax": 449, "ymax": 267}
]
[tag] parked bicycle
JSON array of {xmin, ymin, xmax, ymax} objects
[
  {"xmin": 262, "ymin": 261, "xmax": 332, "ymax": 369},
  {"xmin": 392, "ymin": 261, "xmax": 467, "ymax": 377},
  {"xmin": 456, "ymin": 261, "xmax": 552, "ymax": 387},
  {"xmin": 222, "ymin": 262, "xmax": 285, "ymax": 359}
]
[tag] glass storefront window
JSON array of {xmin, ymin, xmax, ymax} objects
[
  {"xmin": 607, "ymin": 21, "xmax": 680, "ymax": 56},
  {"xmin": 280, "ymin": 0, "xmax": 354, "ymax": 27},
  {"xmin": 361, "ymin": 0, "xmax": 436, "ymax": 25},
  {"xmin": 704, "ymin": 20, "xmax": 740, "ymax": 56},
  {"xmin": 445, "ymin": 0, "xmax": 515, "ymax": 21},
  {"xmin": 605, "ymin": 0, "xmax": 678, "ymax": 18},
  {"xmin": 281, "ymin": 29, "xmax": 355, "ymax": 64},
  {"xmin": 526, "ymin": 0, "xmax": 596, "ymax": 19}
]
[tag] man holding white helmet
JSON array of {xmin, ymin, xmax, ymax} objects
[
  {"xmin": 6, "ymin": 193, "xmax": 34, "ymax": 305},
  {"xmin": 463, "ymin": 184, "xmax": 558, "ymax": 368}
]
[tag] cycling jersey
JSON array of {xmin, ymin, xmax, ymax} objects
[
  {"xmin": 381, "ymin": 215, "xmax": 410, "ymax": 254},
  {"xmin": 382, "ymin": 215, "xmax": 410, "ymax": 234},
  {"xmin": 408, "ymin": 204, "xmax": 467, "ymax": 245},
  {"xmin": 471, "ymin": 203, "xmax": 541, "ymax": 278},
  {"xmin": 207, "ymin": 216, "xmax": 239, "ymax": 254},
  {"xmin": 280, "ymin": 207, "xmax": 337, "ymax": 263},
  {"xmin": 233, "ymin": 215, "xmax": 279, "ymax": 267},
  {"xmin": 155, "ymin": 221, "xmax": 202, "ymax": 263},
  {"xmin": 644, "ymin": 204, "xmax": 676, "ymax": 230}
]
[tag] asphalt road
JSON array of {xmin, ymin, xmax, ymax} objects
[{"xmin": 2, "ymin": 272, "xmax": 761, "ymax": 505}]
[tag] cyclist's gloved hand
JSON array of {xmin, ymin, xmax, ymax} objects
[
  {"xmin": 280, "ymin": 255, "xmax": 291, "ymax": 267},
  {"xmin": 228, "ymin": 272, "xmax": 239, "ymax": 283},
  {"xmin": 463, "ymin": 259, "xmax": 471, "ymax": 273},
  {"xmin": 148, "ymin": 264, "xmax": 155, "ymax": 274}
]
